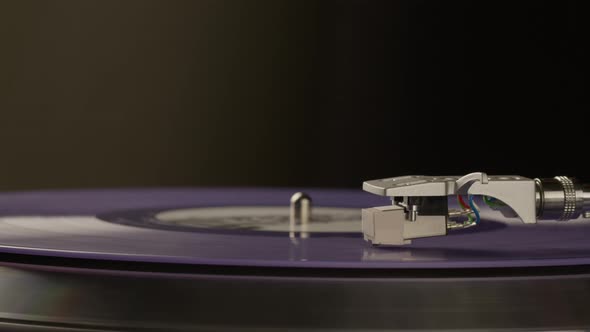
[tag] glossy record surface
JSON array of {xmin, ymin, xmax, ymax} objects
[{"xmin": 1, "ymin": 188, "xmax": 590, "ymax": 269}]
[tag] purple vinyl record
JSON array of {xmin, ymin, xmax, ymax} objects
[{"xmin": 1, "ymin": 187, "xmax": 590, "ymax": 269}]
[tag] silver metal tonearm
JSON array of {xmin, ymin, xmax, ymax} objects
[{"xmin": 362, "ymin": 172, "xmax": 590, "ymax": 246}]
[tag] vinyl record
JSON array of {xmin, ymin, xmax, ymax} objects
[{"xmin": 2, "ymin": 188, "xmax": 590, "ymax": 269}]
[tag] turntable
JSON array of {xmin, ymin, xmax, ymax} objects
[{"xmin": 1, "ymin": 172, "xmax": 590, "ymax": 331}]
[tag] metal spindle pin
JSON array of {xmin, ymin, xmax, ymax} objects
[{"xmin": 290, "ymin": 192, "xmax": 312, "ymax": 238}]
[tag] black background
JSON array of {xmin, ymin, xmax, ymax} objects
[{"xmin": 0, "ymin": 0, "xmax": 587, "ymax": 190}]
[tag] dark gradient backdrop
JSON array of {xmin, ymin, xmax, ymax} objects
[{"xmin": 0, "ymin": 1, "xmax": 587, "ymax": 190}]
